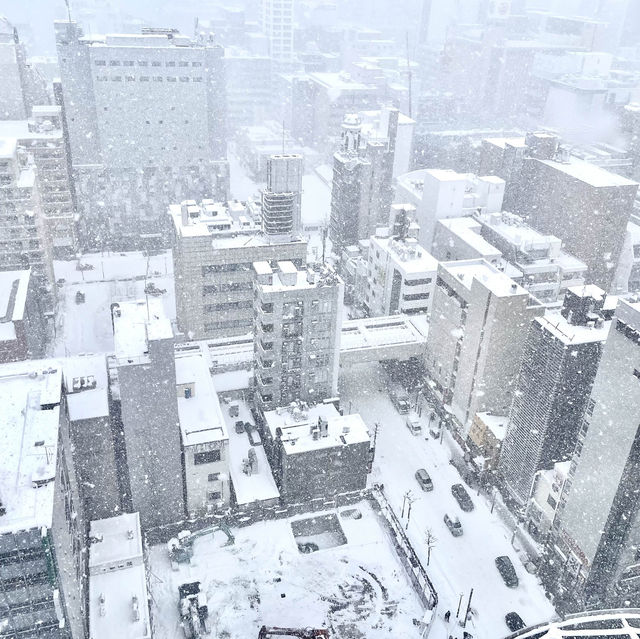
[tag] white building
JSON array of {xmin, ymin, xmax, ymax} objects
[
  {"xmin": 426, "ymin": 259, "xmax": 544, "ymax": 433},
  {"xmin": 613, "ymin": 221, "xmax": 640, "ymax": 293},
  {"xmin": 253, "ymin": 261, "xmax": 343, "ymax": 412},
  {"xmin": 260, "ymin": 0, "xmax": 294, "ymax": 68},
  {"xmin": 365, "ymin": 208, "xmax": 438, "ymax": 317},
  {"xmin": 432, "ymin": 217, "xmax": 503, "ymax": 266},
  {"xmin": 526, "ymin": 461, "xmax": 570, "ymax": 541},
  {"xmin": 395, "ymin": 168, "xmax": 505, "ymax": 249},
  {"xmin": 88, "ymin": 512, "xmax": 151, "ymax": 639},
  {"xmin": 262, "ymin": 154, "xmax": 303, "ymax": 238},
  {"xmin": 176, "ymin": 352, "xmax": 230, "ymax": 516},
  {"xmin": 170, "ymin": 199, "xmax": 307, "ymax": 340}
]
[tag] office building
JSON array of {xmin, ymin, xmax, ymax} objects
[
  {"xmin": 431, "ymin": 217, "xmax": 503, "ymax": 266},
  {"xmin": 425, "ymin": 259, "xmax": 543, "ymax": 433},
  {"xmin": 329, "ymin": 113, "xmax": 395, "ymax": 252},
  {"xmin": 365, "ymin": 206, "xmax": 438, "ymax": 317},
  {"xmin": 526, "ymin": 461, "xmax": 570, "ymax": 542},
  {"xmin": 0, "ymin": 17, "xmax": 49, "ymax": 120},
  {"xmin": 262, "ymin": 402, "xmax": 370, "ymax": 503},
  {"xmin": 262, "ymin": 154, "xmax": 303, "ymax": 238},
  {"xmin": 546, "ymin": 300, "xmax": 640, "ymax": 608},
  {"xmin": 395, "ymin": 168, "xmax": 505, "ymax": 250},
  {"xmin": 0, "ymin": 269, "xmax": 45, "ymax": 362},
  {"xmin": 253, "ymin": 261, "xmax": 343, "ymax": 413},
  {"xmin": 170, "ymin": 199, "xmax": 307, "ymax": 340},
  {"xmin": 0, "ymin": 362, "xmax": 87, "ymax": 638},
  {"xmin": 260, "ymin": 0, "xmax": 294, "ymax": 70},
  {"xmin": 338, "ymin": 240, "xmax": 370, "ymax": 313},
  {"xmin": 111, "ymin": 299, "xmax": 185, "ymax": 528},
  {"xmin": 0, "ymin": 138, "xmax": 55, "ymax": 313},
  {"xmin": 63, "ymin": 354, "xmax": 120, "ymax": 520},
  {"xmin": 0, "ymin": 105, "xmax": 78, "ymax": 257},
  {"xmin": 55, "ymin": 21, "xmax": 228, "ymax": 246},
  {"xmin": 175, "ymin": 352, "xmax": 230, "ymax": 517},
  {"xmin": 499, "ymin": 286, "xmax": 613, "ymax": 506},
  {"xmin": 88, "ymin": 513, "xmax": 151, "ymax": 639}
]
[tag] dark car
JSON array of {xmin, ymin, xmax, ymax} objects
[
  {"xmin": 444, "ymin": 514, "xmax": 463, "ymax": 537},
  {"xmin": 415, "ymin": 468, "xmax": 433, "ymax": 492},
  {"xmin": 496, "ymin": 556, "xmax": 519, "ymax": 588},
  {"xmin": 505, "ymin": 612, "xmax": 525, "ymax": 632},
  {"xmin": 451, "ymin": 483, "xmax": 474, "ymax": 512}
]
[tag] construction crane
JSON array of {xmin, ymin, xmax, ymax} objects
[
  {"xmin": 167, "ymin": 522, "xmax": 235, "ymax": 566},
  {"xmin": 179, "ymin": 582, "xmax": 210, "ymax": 638},
  {"xmin": 258, "ymin": 626, "xmax": 330, "ymax": 639}
]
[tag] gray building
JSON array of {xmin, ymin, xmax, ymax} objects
[
  {"xmin": 170, "ymin": 199, "xmax": 307, "ymax": 340},
  {"xmin": 262, "ymin": 154, "xmax": 303, "ymax": 238},
  {"xmin": 253, "ymin": 260, "xmax": 343, "ymax": 413},
  {"xmin": 425, "ymin": 259, "xmax": 544, "ymax": 433},
  {"xmin": 499, "ymin": 286, "xmax": 613, "ymax": 506},
  {"xmin": 263, "ymin": 403, "xmax": 370, "ymax": 503},
  {"xmin": 111, "ymin": 298, "xmax": 185, "ymax": 528},
  {"xmin": 546, "ymin": 299, "xmax": 640, "ymax": 609},
  {"xmin": 55, "ymin": 21, "xmax": 228, "ymax": 247}
]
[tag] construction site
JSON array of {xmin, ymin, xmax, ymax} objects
[{"xmin": 147, "ymin": 501, "xmax": 428, "ymax": 639}]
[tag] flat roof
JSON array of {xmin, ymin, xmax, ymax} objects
[
  {"xmin": 63, "ymin": 354, "xmax": 109, "ymax": 421},
  {"xmin": 536, "ymin": 312, "xmax": 611, "ymax": 345},
  {"xmin": 308, "ymin": 72, "xmax": 376, "ymax": 92},
  {"xmin": 0, "ymin": 269, "xmax": 30, "ymax": 342},
  {"xmin": 539, "ymin": 158, "xmax": 639, "ymax": 188},
  {"xmin": 438, "ymin": 217, "xmax": 502, "ymax": 258},
  {"xmin": 0, "ymin": 361, "xmax": 62, "ymax": 535},
  {"xmin": 483, "ymin": 137, "xmax": 527, "ymax": 149},
  {"xmin": 264, "ymin": 403, "xmax": 370, "ymax": 455},
  {"xmin": 443, "ymin": 259, "xmax": 530, "ymax": 298},
  {"xmin": 89, "ymin": 512, "xmax": 143, "ymax": 569},
  {"xmin": 0, "ymin": 137, "xmax": 17, "ymax": 159},
  {"xmin": 112, "ymin": 299, "xmax": 172, "ymax": 366},
  {"xmin": 175, "ymin": 353, "xmax": 228, "ymax": 446},
  {"xmin": 476, "ymin": 412, "xmax": 508, "ymax": 441}
]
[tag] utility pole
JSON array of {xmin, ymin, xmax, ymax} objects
[
  {"xmin": 372, "ymin": 422, "xmax": 380, "ymax": 449},
  {"xmin": 405, "ymin": 494, "xmax": 417, "ymax": 530},
  {"xmin": 424, "ymin": 528, "xmax": 436, "ymax": 566},
  {"xmin": 462, "ymin": 588, "xmax": 474, "ymax": 628},
  {"xmin": 401, "ymin": 490, "xmax": 412, "ymax": 519}
]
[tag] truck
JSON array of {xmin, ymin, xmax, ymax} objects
[
  {"xmin": 390, "ymin": 385, "xmax": 410, "ymax": 414},
  {"xmin": 178, "ymin": 582, "xmax": 210, "ymax": 638}
]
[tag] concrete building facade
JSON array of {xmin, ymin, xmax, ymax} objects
[
  {"xmin": 170, "ymin": 199, "xmax": 307, "ymax": 340},
  {"xmin": 253, "ymin": 261, "xmax": 343, "ymax": 413},
  {"xmin": 262, "ymin": 154, "xmax": 303, "ymax": 238},
  {"xmin": 426, "ymin": 259, "xmax": 543, "ymax": 433}
]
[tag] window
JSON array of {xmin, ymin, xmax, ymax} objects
[
  {"xmin": 166, "ymin": 61, "xmax": 176, "ymax": 67},
  {"xmin": 179, "ymin": 61, "xmax": 189, "ymax": 67},
  {"xmin": 152, "ymin": 61, "xmax": 161, "ymax": 67},
  {"xmin": 193, "ymin": 77, "xmax": 203, "ymax": 82},
  {"xmin": 167, "ymin": 76, "xmax": 177, "ymax": 82},
  {"xmin": 180, "ymin": 76, "xmax": 190, "ymax": 82},
  {"xmin": 140, "ymin": 76, "xmax": 150, "ymax": 82},
  {"xmin": 207, "ymin": 491, "xmax": 222, "ymax": 501},
  {"xmin": 153, "ymin": 76, "xmax": 163, "ymax": 82},
  {"xmin": 192, "ymin": 61, "xmax": 203, "ymax": 67},
  {"xmin": 547, "ymin": 495, "xmax": 558, "ymax": 509},
  {"xmin": 109, "ymin": 60, "xmax": 121, "ymax": 66},
  {"xmin": 95, "ymin": 60, "xmax": 106, "ymax": 66},
  {"xmin": 111, "ymin": 76, "xmax": 122, "ymax": 81},
  {"xmin": 123, "ymin": 60, "xmax": 134, "ymax": 66},
  {"xmin": 208, "ymin": 473, "xmax": 220, "ymax": 482},
  {"xmin": 138, "ymin": 60, "xmax": 148, "ymax": 66},
  {"xmin": 194, "ymin": 450, "xmax": 221, "ymax": 465}
]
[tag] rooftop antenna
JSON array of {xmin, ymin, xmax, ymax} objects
[
  {"xmin": 64, "ymin": 0, "xmax": 72, "ymax": 22},
  {"xmin": 405, "ymin": 31, "xmax": 412, "ymax": 119}
]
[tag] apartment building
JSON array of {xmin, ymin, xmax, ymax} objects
[
  {"xmin": 499, "ymin": 286, "xmax": 613, "ymax": 506},
  {"xmin": 0, "ymin": 362, "xmax": 87, "ymax": 638},
  {"xmin": 253, "ymin": 261, "xmax": 343, "ymax": 412},
  {"xmin": 426, "ymin": 259, "xmax": 543, "ymax": 433},
  {"xmin": 55, "ymin": 21, "xmax": 228, "ymax": 246},
  {"xmin": 365, "ymin": 206, "xmax": 438, "ymax": 317},
  {"xmin": 0, "ymin": 137, "xmax": 54, "ymax": 313},
  {"xmin": 170, "ymin": 199, "xmax": 307, "ymax": 340}
]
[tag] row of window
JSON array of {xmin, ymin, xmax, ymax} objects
[
  {"xmin": 96, "ymin": 75, "xmax": 203, "ymax": 82},
  {"xmin": 403, "ymin": 292, "xmax": 430, "ymax": 301},
  {"xmin": 204, "ymin": 319, "xmax": 251, "ymax": 331},
  {"xmin": 194, "ymin": 450, "xmax": 221, "ymax": 465},
  {"xmin": 95, "ymin": 60, "xmax": 202, "ymax": 67},
  {"xmin": 205, "ymin": 300, "xmax": 253, "ymax": 312},
  {"xmin": 203, "ymin": 281, "xmax": 253, "ymax": 295},
  {"xmin": 404, "ymin": 277, "xmax": 432, "ymax": 287},
  {"xmin": 203, "ymin": 263, "xmax": 252, "ymax": 274}
]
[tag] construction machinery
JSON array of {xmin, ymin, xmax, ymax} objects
[
  {"xmin": 258, "ymin": 627, "xmax": 330, "ymax": 639},
  {"xmin": 167, "ymin": 522, "xmax": 235, "ymax": 566},
  {"xmin": 179, "ymin": 582, "xmax": 210, "ymax": 638}
]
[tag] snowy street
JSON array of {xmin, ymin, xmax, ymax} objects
[{"xmin": 339, "ymin": 362, "xmax": 557, "ymax": 639}]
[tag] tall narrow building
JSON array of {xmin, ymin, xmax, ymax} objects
[
  {"xmin": 499, "ymin": 286, "xmax": 613, "ymax": 506},
  {"xmin": 262, "ymin": 154, "xmax": 303, "ymax": 238},
  {"xmin": 260, "ymin": 0, "xmax": 294, "ymax": 71}
]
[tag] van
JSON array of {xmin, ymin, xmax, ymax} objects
[
  {"xmin": 415, "ymin": 468, "xmax": 433, "ymax": 491},
  {"xmin": 406, "ymin": 417, "xmax": 422, "ymax": 436}
]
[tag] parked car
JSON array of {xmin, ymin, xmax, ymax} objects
[
  {"xmin": 505, "ymin": 612, "xmax": 525, "ymax": 632},
  {"xmin": 495, "ymin": 556, "xmax": 519, "ymax": 588},
  {"xmin": 75, "ymin": 291, "xmax": 85, "ymax": 304},
  {"xmin": 451, "ymin": 483, "xmax": 474, "ymax": 512},
  {"xmin": 406, "ymin": 417, "xmax": 422, "ymax": 436},
  {"xmin": 415, "ymin": 468, "xmax": 433, "ymax": 492},
  {"xmin": 234, "ymin": 420, "xmax": 245, "ymax": 434},
  {"xmin": 444, "ymin": 514, "xmax": 463, "ymax": 537}
]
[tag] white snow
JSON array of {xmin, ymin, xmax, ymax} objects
[
  {"xmin": 63, "ymin": 354, "xmax": 109, "ymax": 421},
  {"xmin": 147, "ymin": 501, "xmax": 425, "ymax": 638}
]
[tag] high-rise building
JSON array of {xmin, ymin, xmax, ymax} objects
[
  {"xmin": 0, "ymin": 105, "xmax": 78, "ymax": 257},
  {"xmin": 329, "ymin": 114, "xmax": 395, "ymax": 252},
  {"xmin": 0, "ymin": 362, "xmax": 87, "ymax": 639},
  {"xmin": 111, "ymin": 299, "xmax": 185, "ymax": 528},
  {"xmin": 262, "ymin": 154, "xmax": 303, "ymax": 238},
  {"xmin": 0, "ymin": 138, "xmax": 55, "ymax": 313},
  {"xmin": 170, "ymin": 199, "xmax": 307, "ymax": 340},
  {"xmin": 364, "ymin": 205, "xmax": 438, "ymax": 317},
  {"xmin": 499, "ymin": 286, "xmax": 613, "ymax": 506},
  {"xmin": 545, "ymin": 299, "xmax": 640, "ymax": 608},
  {"xmin": 253, "ymin": 260, "xmax": 343, "ymax": 413},
  {"xmin": 260, "ymin": 0, "xmax": 294, "ymax": 69},
  {"xmin": 55, "ymin": 21, "xmax": 228, "ymax": 247},
  {"xmin": 425, "ymin": 258, "xmax": 543, "ymax": 433}
]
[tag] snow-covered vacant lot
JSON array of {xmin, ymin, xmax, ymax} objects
[{"xmin": 147, "ymin": 502, "xmax": 425, "ymax": 639}]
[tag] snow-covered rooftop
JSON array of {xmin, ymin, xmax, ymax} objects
[
  {"xmin": 89, "ymin": 512, "xmax": 150, "ymax": 639},
  {"xmin": 370, "ymin": 234, "xmax": 439, "ymax": 275},
  {"xmin": 0, "ymin": 269, "xmax": 29, "ymax": 342},
  {"xmin": 0, "ymin": 361, "xmax": 62, "ymax": 535},
  {"xmin": 264, "ymin": 403, "xmax": 370, "ymax": 455},
  {"xmin": 476, "ymin": 412, "xmax": 508, "ymax": 441},
  {"xmin": 112, "ymin": 298, "xmax": 172, "ymax": 366},
  {"xmin": 537, "ymin": 310, "xmax": 611, "ymax": 345},
  {"xmin": 539, "ymin": 157, "xmax": 638, "ymax": 188},
  {"xmin": 63, "ymin": 354, "xmax": 109, "ymax": 422},
  {"xmin": 438, "ymin": 217, "xmax": 502, "ymax": 258},
  {"xmin": 443, "ymin": 259, "xmax": 530, "ymax": 298},
  {"xmin": 175, "ymin": 352, "xmax": 228, "ymax": 446}
]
